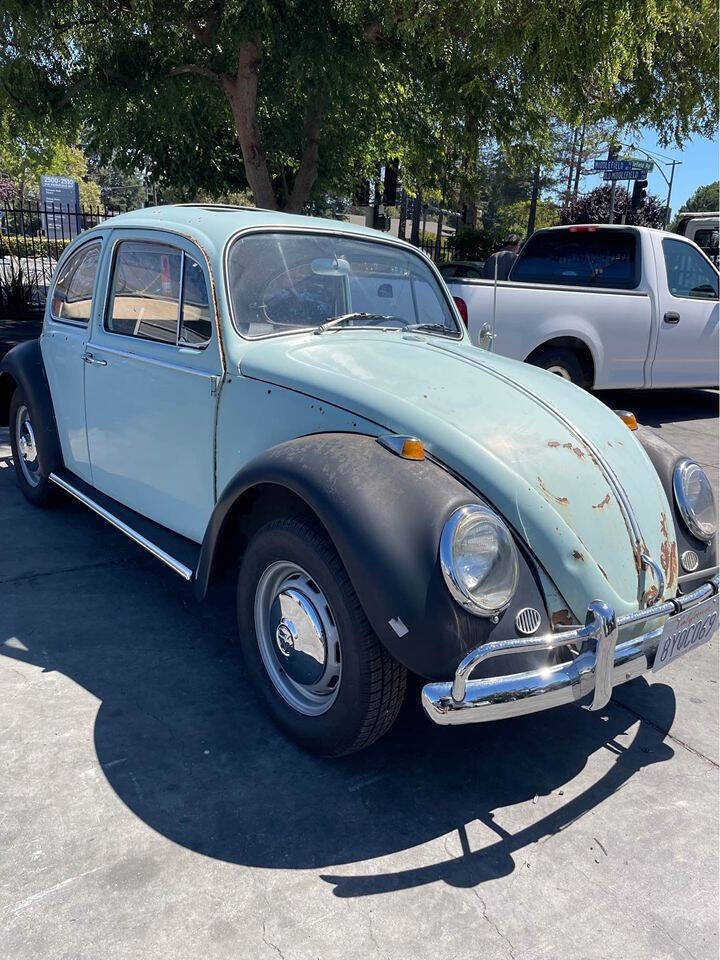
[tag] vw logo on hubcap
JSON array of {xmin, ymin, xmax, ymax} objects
[{"xmin": 275, "ymin": 618, "xmax": 297, "ymax": 657}]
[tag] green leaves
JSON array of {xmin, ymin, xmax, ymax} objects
[{"xmin": 1, "ymin": 0, "xmax": 716, "ymax": 210}]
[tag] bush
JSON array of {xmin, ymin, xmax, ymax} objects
[
  {"xmin": 446, "ymin": 227, "xmax": 503, "ymax": 262},
  {"xmin": 0, "ymin": 259, "xmax": 36, "ymax": 319},
  {"xmin": 0, "ymin": 234, "xmax": 70, "ymax": 260}
]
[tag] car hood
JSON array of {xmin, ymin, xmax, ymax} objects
[{"xmin": 240, "ymin": 331, "xmax": 677, "ymax": 620}]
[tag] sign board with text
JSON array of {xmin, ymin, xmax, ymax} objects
[
  {"xmin": 40, "ymin": 175, "xmax": 81, "ymax": 240},
  {"xmin": 603, "ymin": 169, "xmax": 647, "ymax": 181}
]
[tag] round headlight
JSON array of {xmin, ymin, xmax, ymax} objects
[
  {"xmin": 440, "ymin": 504, "xmax": 519, "ymax": 616},
  {"xmin": 673, "ymin": 459, "xmax": 717, "ymax": 542}
]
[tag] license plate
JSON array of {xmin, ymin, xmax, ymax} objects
[{"xmin": 653, "ymin": 594, "xmax": 718, "ymax": 673}]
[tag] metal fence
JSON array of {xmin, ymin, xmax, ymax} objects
[{"xmin": 0, "ymin": 201, "xmax": 124, "ymax": 313}]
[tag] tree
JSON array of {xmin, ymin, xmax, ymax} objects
[
  {"xmin": 2, "ymin": 0, "xmax": 718, "ymax": 213},
  {"xmin": 677, "ymin": 181, "xmax": 719, "ymax": 213},
  {"xmin": 559, "ymin": 184, "xmax": 666, "ymax": 227}
]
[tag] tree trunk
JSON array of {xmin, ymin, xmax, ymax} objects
[
  {"xmin": 221, "ymin": 43, "xmax": 277, "ymax": 210},
  {"xmin": 286, "ymin": 90, "xmax": 323, "ymax": 213}
]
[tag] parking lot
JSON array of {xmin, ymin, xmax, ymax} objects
[{"xmin": 1, "ymin": 388, "xmax": 718, "ymax": 960}]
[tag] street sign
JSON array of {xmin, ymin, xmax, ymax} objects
[
  {"xmin": 594, "ymin": 158, "xmax": 654, "ymax": 173},
  {"xmin": 626, "ymin": 158, "xmax": 654, "ymax": 172},
  {"xmin": 40, "ymin": 175, "xmax": 81, "ymax": 240},
  {"xmin": 603, "ymin": 169, "xmax": 647, "ymax": 181}
]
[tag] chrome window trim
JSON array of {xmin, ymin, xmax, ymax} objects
[
  {"xmin": 222, "ymin": 224, "xmax": 465, "ymax": 341},
  {"xmin": 87, "ymin": 341, "xmax": 218, "ymax": 379},
  {"xmin": 103, "ymin": 235, "xmax": 213, "ymax": 351},
  {"xmin": 47, "ymin": 237, "xmax": 104, "ymax": 328}
]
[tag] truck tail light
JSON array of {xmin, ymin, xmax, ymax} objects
[
  {"xmin": 568, "ymin": 225, "xmax": 599, "ymax": 233},
  {"xmin": 453, "ymin": 296, "xmax": 468, "ymax": 327}
]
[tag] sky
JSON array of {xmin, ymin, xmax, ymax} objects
[{"xmin": 578, "ymin": 128, "xmax": 718, "ymax": 217}]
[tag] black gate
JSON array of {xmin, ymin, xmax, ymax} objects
[{"xmin": 0, "ymin": 201, "xmax": 124, "ymax": 315}]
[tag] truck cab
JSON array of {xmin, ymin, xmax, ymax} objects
[{"xmin": 447, "ymin": 225, "xmax": 719, "ymax": 389}]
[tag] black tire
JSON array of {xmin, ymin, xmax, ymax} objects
[
  {"xmin": 8, "ymin": 386, "xmax": 57, "ymax": 507},
  {"xmin": 237, "ymin": 515, "xmax": 407, "ymax": 756},
  {"xmin": 529, "ymin": 346, "xmax": 589, "ymax": 388}
]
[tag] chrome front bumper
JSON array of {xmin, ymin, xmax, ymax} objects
[{"xmin": 422, "ymin": 575, "xmax": 719, "ymax": 726}]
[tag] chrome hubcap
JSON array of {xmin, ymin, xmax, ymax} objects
[
  {"xmin": 255, "ymin": 561, "xmax": 342, "ymax": 715},
  {"xmin": 15, "ymin": 404, "xmax": 40, "ymax": 487},
  {"xmin": 546, "ymin": 364, "xmax": 572, "ymax": 381}
]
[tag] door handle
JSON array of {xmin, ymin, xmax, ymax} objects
[
  {"xmin": 663, "ymin": 311, "xmax": 680, "ymax": 324},
  {"xmin": 82, "ymin": 351, "xmax": 107, "ymax": 365}
]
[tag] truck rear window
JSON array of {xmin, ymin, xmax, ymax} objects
[{"xmin": 510, "ymin": 229, "xmax": 640, "ymax": 290}]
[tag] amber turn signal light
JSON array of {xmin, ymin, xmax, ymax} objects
[
  {"xmin": 401, "ymin": 438, "xmax": 425, "ymax": 460},
  {"xmin": 616, "ymin": 410, "xmax": 638, "ymax": 430},
  {"xmin": 377, "ymin": 435, "xmax": 426, "ymax": 460}
]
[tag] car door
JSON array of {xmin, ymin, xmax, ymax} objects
[
  {"xmin": 40, "ymin": 237, "xmax": 104, "ymax": 482},
  {"xmin": 83, "ymin": 230, "xmax": 222, "ymax": 542},
  {"xmin": 652, "ymin": 236, "xmax": 719, "ymax": 388}
]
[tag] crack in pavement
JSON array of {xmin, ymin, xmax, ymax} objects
[{"xmin": 610, "ymin": 695, "xmax": 719, "ymax": 768}]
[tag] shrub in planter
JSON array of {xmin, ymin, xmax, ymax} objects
[{"xmin": 0, "ymin": 260, "xmax": 36, "ymax": 319}]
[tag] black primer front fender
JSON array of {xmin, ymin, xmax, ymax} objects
[
  {"xmin": 197, "ymin": 433, "xmax": 549, "ymax": 679},
  {"xmin": 0, "ymin": 340, "xmax": 62, "ymax": 471}
]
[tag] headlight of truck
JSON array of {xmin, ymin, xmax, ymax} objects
[
  {"xmin": 673, "ymin": 459, "xmax": 717, "ymax": 542},
  {"xmin": 440, "ymin": 504, "xmax": 519, "ymax": 616}
]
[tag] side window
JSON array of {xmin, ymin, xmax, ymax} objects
[
  {"xmin": 51, "ymin": 242, "xmax": 101, "ymax": 324},
  {"xmin": 108, "ymin": 241, "xmax": 182, "ymax": 343},
  {"xmin": 662, "ymin": 238, "xmax": 719, "ymax": 300},
  {"xmin": 510, "ymin": 229, "xmax": 639, "ymax": 289},
  {"xmin": 179, "ymin": 255, "xmax": 212, "ymax": 345}
]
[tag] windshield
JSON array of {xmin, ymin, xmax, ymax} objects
[{"xmin": 227, "ymin": 231, "xmax": 461, "ymax": 338}]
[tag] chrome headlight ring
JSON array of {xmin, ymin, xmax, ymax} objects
[
  {"xmin": 673, "ymin": 458, "xmax": 717, "ymax": 543},
  {"xmin": 440, "ymin": 504, "xmax": 520, "ymax": 617}
]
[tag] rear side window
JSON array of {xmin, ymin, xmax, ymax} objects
[
  {"xmin": 51, "ymin": 242, "xmax": 101, "ymax": 324},
  {"xmin": 107, "ymin": 240, "xmax": 212, "ymax": 345},
  {"xmin": 510, "ymin": 229, "xmax": 639, "ymax": 289},
  {"xmin": 662, "ymin": 238, "xmax": 719, "ymax": 300}
]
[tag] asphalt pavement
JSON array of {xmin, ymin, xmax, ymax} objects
[{"xmin": 1, "ymin": 389, "xmax": 718, "ymax": 960}]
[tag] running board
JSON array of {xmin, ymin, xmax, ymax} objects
[{"xmin": 49, "ymin": 472, "xmax": 196, "ymax": 581}]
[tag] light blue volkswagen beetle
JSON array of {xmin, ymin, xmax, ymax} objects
[{"xmin": 2, "ymin": 205, "xmax": 717, "ymax": 755}]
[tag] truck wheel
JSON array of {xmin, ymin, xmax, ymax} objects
[
  {"xmin": 8, "ymin": 387, "xmax": 57, "ymax": 507},
  {"xmin": 237, "ymin": 516, "xmax": 407, "ymax": 756},
  {"xmin": 529, "ymin": 347, "xmax": 589, "ymax": 388}
]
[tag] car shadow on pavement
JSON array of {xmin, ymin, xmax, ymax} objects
[
  {"xmin": 595, "ymin": 387, "xmax": 718, "ymax": 428},
  {"xmin": 0, "ymin": 547, "xmax": 677, "ymax": 899}
]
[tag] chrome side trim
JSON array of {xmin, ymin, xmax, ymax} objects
[
  {"xmin": 422, "ymin": 574, "xmax": 719, "ymax": 725},
  {"xmin": 49, "ymin": 473, "xmax": 194, "ymax": 581}
]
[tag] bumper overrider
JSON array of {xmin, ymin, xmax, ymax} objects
[{"xmin": 422, "ymin": 574, "xmax": 719, "ymax": 725}]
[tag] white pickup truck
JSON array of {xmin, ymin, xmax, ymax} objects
[{"xmin": 447, "ymin": 224, "xmax": 719, "ymax": 389}]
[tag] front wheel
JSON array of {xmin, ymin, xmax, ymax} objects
[
  {"xmin": 237, "ymin": 516, "xmax": 406, "ymax": 756},
  {"xmin": 8, "ymin": 387, "xmax": 57, "ymax": 507}
]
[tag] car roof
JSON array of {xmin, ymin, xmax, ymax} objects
[{"xmin": 88, "ymin": 203, "xmax": 397, "ymax": 253}]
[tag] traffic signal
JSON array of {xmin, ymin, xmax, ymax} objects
[
  {"xmin": 383, "ymin": 160, "xmax": 399, "ymax": 206},
  {"xmin": 631, "ymin": 179, "xmax": 648, "ymax": 211}
]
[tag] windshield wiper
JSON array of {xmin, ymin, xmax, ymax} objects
[
  {"xmin": 314, "ymin": 312, "xmax": 399, "ymax": 334},
  {"xmin": 405, "ymin": 323, "xmax": 457, "ymax": 337}
]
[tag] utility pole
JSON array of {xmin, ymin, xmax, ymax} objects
[
  {"xmin": 527, "ymin": 164, "xmax": 541, "ymax": 237},
  {"xmin": 572, "ymin": 122, "xmax": 586, "ymax": 200},
  {"xmin": 565, "ymin": 128, "xmax": 578, "ymax": 203},
  {"xmin": 664, "ymin": 159, "xmax": 677, "ymax": 227}
]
